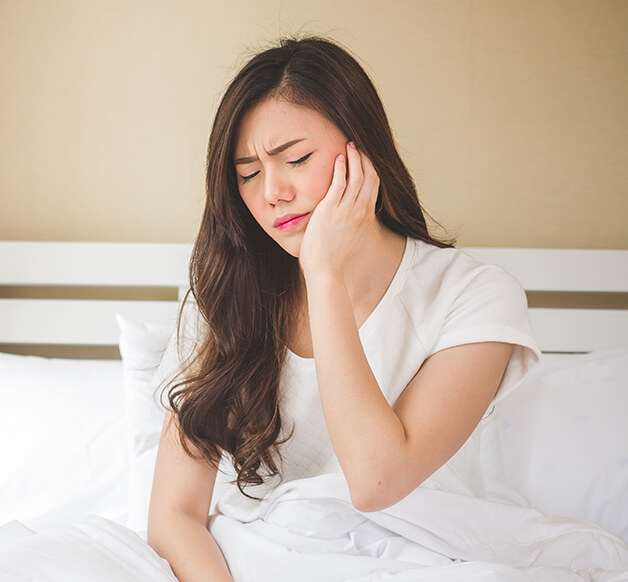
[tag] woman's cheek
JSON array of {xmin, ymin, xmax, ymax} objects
[{"xmin": 313, "ymin": 156, "xmax": 341, "ymax": 202}]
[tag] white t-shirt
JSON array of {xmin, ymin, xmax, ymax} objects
[{"xmin": 211, "ymin": 238, "xmax": 541, "ymax": 521}]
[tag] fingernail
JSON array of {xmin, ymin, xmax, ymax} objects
[
  {"xmin": 338, "ymin": 154, "xmax": 345, "ymax": 162},
  {"xmin": 348, "ymin": 141, "xmax": 357, "ymax": 149}
]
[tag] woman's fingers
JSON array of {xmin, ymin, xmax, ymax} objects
[
  {"xmin": 300, "ymin": 143, "xmax": 379, "ymax": 275},
  {"xmin": 341, "ymin": 142, "xmax": 378, "ymax": 215},
  {"xmin": 358, "ymin": 152, "xmax": 380, "ymax": 214},
  {"xmin": 342, "ymin": 142, "xmax": 363, "ymax": 204},
  {"xmin": 322, "ymin": 141, "xmax": 379, "ymax": 216},
  {"xmin": 323, "ymin": 153, "xmax": 348, "ymax": 207}
]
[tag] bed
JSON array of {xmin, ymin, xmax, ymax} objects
[{"xmin": 0, "ymin": 241, "xmax": 627, "ymax": 581}]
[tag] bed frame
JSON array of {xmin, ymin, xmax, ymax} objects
[{"xmin": 0, "ymin": 241, "xmax": 627, "ymax": 356}]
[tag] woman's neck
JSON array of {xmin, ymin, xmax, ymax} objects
[
  {"xmin": 295, "ymin": 221, "xmax": 406, "ymax": 339},
  {"xmin": 343, "ymin": 221, "xmax": 407, "ymax": 310}
]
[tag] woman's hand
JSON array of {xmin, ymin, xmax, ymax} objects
[{"xmin": 299, "ymin": 141, "xmax": 380, "ymax": 279}]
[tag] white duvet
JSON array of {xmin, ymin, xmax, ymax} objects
[{"xmin": 1, "ymin": 474, "xmax": 627, "ymax": 582}]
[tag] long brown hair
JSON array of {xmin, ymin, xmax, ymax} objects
[{"xmin": 167, "ymin": 36, "xmax": 453, "ymax": 494}]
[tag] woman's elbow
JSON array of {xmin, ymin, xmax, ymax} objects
[
  {"xmin": 349, "ymin": 480, "xmax": 399, "ymax": 513},
  {"xmin": 347, "ymin": 465, "xmax": 429, "ymax": 513}
]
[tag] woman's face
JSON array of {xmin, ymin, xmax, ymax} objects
[{"xmin": 234, "ymin": 98, "xmax": 348, "ymax": 257}]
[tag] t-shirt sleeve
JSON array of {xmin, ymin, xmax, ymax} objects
[{"xmin": 426, "ymin": 262, "xmax": 541, "ymax": 403}]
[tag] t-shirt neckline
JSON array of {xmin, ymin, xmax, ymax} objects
[{"xmin": 288, "ymin": 236, "xmax": 416, "ymax": 365}]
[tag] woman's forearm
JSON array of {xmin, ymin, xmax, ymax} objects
[
  {"xmin": 148, "ymin": 510, "xmax": 233, "ymax": 582},
  {"xmin": 305, "ymin": 271, "xmax": 409, "ymax": 508}
]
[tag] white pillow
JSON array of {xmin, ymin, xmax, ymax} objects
[
  {"xmin": 116, "ymin": 315, "xmax": 174, "ymax": 534},
  {"xmin": 0, "ymin": 352, "xmax": 128, "ymax": 529},
  {"xmin": 117, "ymin": 304, "xmax": 232, "ymax": 532},
  {"xmin": 498, "ymin": 348, "xmax": 628, "ymax": 543}
]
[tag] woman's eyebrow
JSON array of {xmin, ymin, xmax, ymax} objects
[{"xmin": 234, "ymin": 138, "xmax": 306, "ymax": 165}]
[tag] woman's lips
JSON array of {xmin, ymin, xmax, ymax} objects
[{"xmin": 274, "ymin": 213, "xmax": 310, "ymax": 231}]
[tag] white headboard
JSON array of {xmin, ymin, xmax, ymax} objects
[
  {"xmin": 466, "ymin": 247, "xmax": 628, "ymax": 352},
  {"xmin": 1, "ymin": 242, "xmax": 627, "ymax": 356},
  {"xmin": 0, "ymin": 242, "xmax": 189, "ymax": 351}
]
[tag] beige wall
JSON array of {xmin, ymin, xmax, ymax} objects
[{"xmin": 1, "ymin": 0, "xmax": 626, "ymax": 248}]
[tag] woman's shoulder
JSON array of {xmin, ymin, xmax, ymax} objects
[
  {"xmin": 405, "ymin": 238, "xmax": 517, "ymax": 287},
  {"xmin": 399, "ymin": 238, "xmax": 540, "ymax": 369},
  {"xmin": 400, "ymin": 237, "xmax": 529, "ymax": 320}
]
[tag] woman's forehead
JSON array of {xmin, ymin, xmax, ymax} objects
[{"xmin": 234, "ymin": 98, "xmax": 336, "ymax": 154}]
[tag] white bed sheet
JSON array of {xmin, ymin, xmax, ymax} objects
[
  {"xmin": 1, "ymin": 474, "xmax": 627, "ymax": 582},
  {"xmin": 0, "ymin": 516, "xmax": 176, "ymax": 582}
]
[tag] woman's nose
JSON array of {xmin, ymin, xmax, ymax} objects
[{"xmin": 264, "ymin": 170, "xmax": 294, "ymax": 205}]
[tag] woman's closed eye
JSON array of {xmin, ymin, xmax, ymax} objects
[
  {"xmin": 240, "ymin": 170, "xmax": 259, "ymax": 183},
  {"xmin": 239, "ymin": 153, "xmax": 313, "ymax": 183},
  {"xmin": 288, "ymin": 152, "xmax": 312, "ymax": 166}
]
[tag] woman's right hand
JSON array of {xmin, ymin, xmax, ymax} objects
[{"xmin": 298, "ymin": 141, "xmax": 380, "ymax": 282}]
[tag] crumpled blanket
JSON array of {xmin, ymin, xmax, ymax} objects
[
  {"xmin": 0, "ymin": 474, "xmax": 626, "ymax": 581},
  {"xmin": 210, "ymin": 474, "xmax": 628, "ymax": 582}
]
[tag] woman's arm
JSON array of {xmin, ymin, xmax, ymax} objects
[
  {"xmin": 301, "ymin": 145, "xmax": 514, "ymax": 512},
  {"xmin": 307, "ymin": 275, "xmax": 512, "ymax": 510},
  {"xmin": 148, "ymin": 410, "xmax": 233, "ymax": 582}
]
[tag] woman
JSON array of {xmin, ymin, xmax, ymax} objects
[{"xmin": 147, "ymin": 36, "xmax": 543, "ymax": 581}]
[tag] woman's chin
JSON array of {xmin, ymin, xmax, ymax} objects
[
  {"xmin": 274, "ymin": 237, "xmax": 302, "ymax": 259},
  {"xmin": 284, "ymin": 245, "xmax": 300, "ymax": 259}
]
